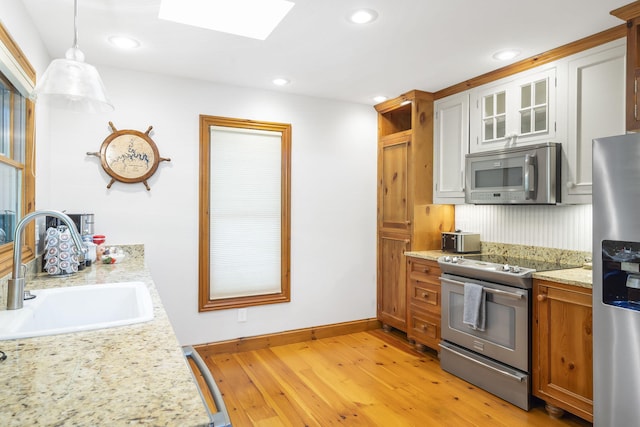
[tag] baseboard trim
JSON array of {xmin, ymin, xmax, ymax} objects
[{"xmin": 194, "ymin": 318, "xmax": 382, "ymax": 356}]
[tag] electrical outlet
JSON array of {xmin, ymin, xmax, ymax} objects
[{"xmin": 237, "ymin": 308, "xmax": 247, "ymax": 322}]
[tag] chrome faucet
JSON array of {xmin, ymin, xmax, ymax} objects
[{"xmin": 7, "ymin": 210, "xmax": 86, "ymax": 310}]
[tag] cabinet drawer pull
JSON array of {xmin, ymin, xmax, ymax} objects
[
  {"xmin": 537, "ymin": 294, "xmax": 547, "ymax": 302},
  {"xmin": 422, "ymin": 292, "xmax": 429, "ymax": 299}
]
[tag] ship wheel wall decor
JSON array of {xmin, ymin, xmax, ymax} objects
[{"xmin": 87, "ymin": 122, "xmax": 171, "ymax": 190}]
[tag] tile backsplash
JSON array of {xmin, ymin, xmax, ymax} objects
[{"xmin": 455, "ymin": 204, "xmax": 592, "ymax": 252}]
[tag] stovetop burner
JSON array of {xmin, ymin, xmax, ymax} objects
[
  {"xmin": 438, "ymin": 254, "xmax": 581, "ymax": 288},
  {"xmin": 461, "ymin": 254, "xmax": 581, "ymax": 272}
]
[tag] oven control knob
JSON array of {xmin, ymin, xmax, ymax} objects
[
  {"xmin": 444, "ymin": 256, "xmax": 451, "ymax": 262},
  {"xmin": 502, "ymin": 264, "xmax": 510, "ymax": 271},
  {"xmin": 512, "ymin": 266, "xmax": 521, "ymax": 273},
  {"xmin": 452, "ymin": 256, "xmax": 459, "ymax": 263}
]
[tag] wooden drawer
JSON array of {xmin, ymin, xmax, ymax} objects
[
  {"xmin": 408, "ymin": 258, "xmax": 441, "ymax": 285},
  {"xmin": 406, "ymin": 256, "xmax": 443, "ymax": 351},
  {"xmin": 409, "ymin": 280, "xmax": 440, "ymax": 315},
  {"xmin": 408, "ymin": 306, "xmax": 441, "ymax": 350},
  {"xmin": 407, "ymin": 257, "xmax": 441, "ymax": 315}
]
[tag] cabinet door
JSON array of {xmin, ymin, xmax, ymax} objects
[
  {"xmin": 564, "ymin": 41, "xmax": 625, "ymax": 203},
  {"xmin": 470, "ymin": 68, "xmax": 556, "ymax": 152},
  {"xmin": 470, "ymin": 81, "xmax": 508, "ymax": 152},
  {"xmin": 379, "ymin": 133, "xmax": 411, "ymax": 232},
  {"xmin": 533, "ymin": 280, "xmax": 593, "ymax": 422},
  {"xmin": 513, "ymin": 68, "xmax": 556, "ymax": 145},
  {"xmin": 433, "ymin": 92, "xmax": 469, "ymax": 204},
  {"xmin": 378, "ymin": 234, "xmax": 410, "ymax": 332}
]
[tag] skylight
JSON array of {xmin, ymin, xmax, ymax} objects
[{"xmin": 158, "ymin": 0, "xmax": 295, "ymax": 41}]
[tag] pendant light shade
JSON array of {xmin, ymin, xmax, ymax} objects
[{"xmin": 31, "ymin": 0, "xmax": 114, "ymax": 112}]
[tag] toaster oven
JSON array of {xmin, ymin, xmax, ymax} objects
[{"xmin": 441, "ymin": 231, "xmax": 481, "ymax": 253}]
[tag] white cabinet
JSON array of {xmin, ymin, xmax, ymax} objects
[
  {"xmin": 433, "ymin": 39, "xmax": 625, "ymax": 205},
  {"xmin": 433, "ymin": 92, "xmax": 469, "ymax": 204},
  {"xmin": 470, "ymin": 68, "xmax": 557, "ymax": 153},
  {"xmin": 560, "ymin": 39, "xmax": 625, "ymax": 204}
]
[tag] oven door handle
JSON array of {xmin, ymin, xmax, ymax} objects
[
  {"xmin": 439, "ymin": 343, "xmax": 526, "ymax": 382},
  {"xmin": 183, "ymin": 346, "xmax": 232, "ymax": 427},
  {"xmin": 440, "ymin": 277, "xmax": 524, "ymax": 299}
]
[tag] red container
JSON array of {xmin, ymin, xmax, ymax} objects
[{"xmin": 93, "ymin": 234, "xmax": 106, "ymax": 245}]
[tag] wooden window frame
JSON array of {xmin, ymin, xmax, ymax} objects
[
  {"xmin": 198, "ymin": 115, "xmax": 291, "ymax": 311},
  {"xmin": 0, "ymin": 23, "xmax": 36, "ymax": 278}
]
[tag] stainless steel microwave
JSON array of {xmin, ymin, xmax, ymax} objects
[{"xmin": 465, "ymin": 142, "xmax": 561, "ymax": 204}]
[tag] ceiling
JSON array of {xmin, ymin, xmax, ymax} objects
[{"xmin": 21, "ymin": 0, "xmax": 629, "ymax": 105}]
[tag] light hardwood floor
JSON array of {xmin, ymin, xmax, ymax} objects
[{"xmin": 200, "ymin": 329, "xmax": 592, "ymax": 426}]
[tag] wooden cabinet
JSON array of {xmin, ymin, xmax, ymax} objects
[
  {"xmin": 406, "ymin": 256, "xmax": 441, "ymax": 351},
  {"xmin": 380, "ymin": 132, "xmax": 412, "ymax": 232},
  {"xmin": 611, "ymin": 1, "xmax": 640, "ymax": 132},
  {"xmin": 378, "ymin": 234, "xmax": 410, "ymax": 330},
  {"xmin": 433, "ymin": 92, "xmax": 469, "ymax": 204},
  {"xmin": 469, "ymin": 68, "xmax": 557, "ymax": 153},
  {"xmin": 561, "ymin": 39, "xmax": 625, "ymax": 204},
  {"xmin": 532, "ymin": 279, "xmax": 593, "ymax": 422},
  {"xmin": 375, "ymin": 90, "xmax": 454, "ymax": 333}
]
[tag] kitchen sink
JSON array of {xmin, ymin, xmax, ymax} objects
[{"xmin": 0, "ymin": 282, "xmax": 154, "ymax": 340}]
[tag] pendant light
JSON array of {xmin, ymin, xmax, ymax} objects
[{"xmin": 31, "ymin": 0, "xmax": 114, "ymax": 112}]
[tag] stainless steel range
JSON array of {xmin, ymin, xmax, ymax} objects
[{"xmin": 437, "ymin": 254, "xmax": 579, "ymax": 411}]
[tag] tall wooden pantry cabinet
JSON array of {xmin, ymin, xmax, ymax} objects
[
  {"xmin": 375, "ymin": 90, "xmax": 454, "ymax": 332},
  {"xmin": 611, "ymin": 1, "xmax": 640, "ymax": 132}
]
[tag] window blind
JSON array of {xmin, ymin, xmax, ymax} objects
[{"xmin": 209, "ymin": 126, "xmax": 282, "ymax": 299}]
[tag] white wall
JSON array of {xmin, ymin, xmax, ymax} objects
[
  {"xmin": 1, "ymin": 0, "xmax": 376, "ymax": 346},
  {"xmin": 38, "ymin": 66, "xmax": 378, "ymax": 345}
]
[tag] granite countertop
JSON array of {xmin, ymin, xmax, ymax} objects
[
  {"xmin": 405, "ymin": 250, "xmax": 452, "ymax": 261},
  {"xmin": 405, "ymin": 249, "xmax": 593, "ymax": 288},
  {"xmin": 0, "ymin": 245, "xmax": 210, "ymax": 426},
  {"xmin": 532, "ymin": 267, "xmax": 592, "ymax": 289}
]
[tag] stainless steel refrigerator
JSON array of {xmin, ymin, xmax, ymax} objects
[{"xmin": 593, "ymin": 134, "xmax": 640, "ymax": 426}]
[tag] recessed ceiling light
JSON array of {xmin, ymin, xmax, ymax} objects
[
  {"xmin": 348, "ymin": 9, "xmax": 378, "ymax": 24},
  {"xmin": 272, "ymin": 77, "xmax": 290, "ymax": 86},
  {"xmin": 492, "ymin": 49, "xmax": 521, "ymax": 61},
  {"xmin": 373, "ymin": 95, "xmax": 387, "ymax": 103},
  {"xmin": 108, "ymin": 35, "xmax": 140, "ymax": 49},
  {"xmin": 159, "ymin": 0, "xmax": 295, "ymax": 40}
]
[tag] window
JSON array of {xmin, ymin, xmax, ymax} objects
[
  {"xmin": 0, "ymin": 23, "xmax": 36, "ymax": 278},
  {"xmin": 199, "ymin": 115, "xmax": 291, "ymax": 311}
]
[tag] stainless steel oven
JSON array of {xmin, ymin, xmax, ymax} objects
[
  {"xmin": 440, "ymin": 274, "xmax": 529, "ymax": 371},
  {"xmin": 438, "ymin": 254, "xmax": 580, "ymax": 411}
]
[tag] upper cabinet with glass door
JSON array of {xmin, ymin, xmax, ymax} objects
[{"xmin": 470, "ymin": 67, "xmax": 557, "ymax": 152}]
